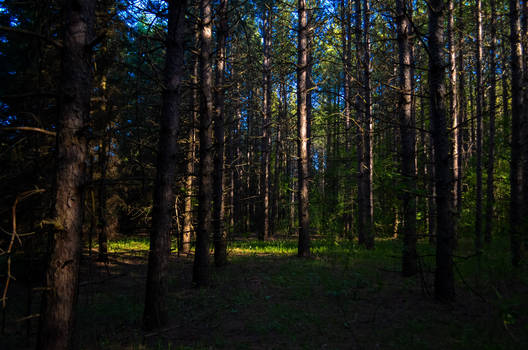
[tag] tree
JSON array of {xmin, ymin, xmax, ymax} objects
[
  {"xmin": 475, "ymin": 0, "xmax": 483, "ymax": 252},
  {"xmin": 37, "ymin": 1, "xmax": 96, "ymax": 348},
  {"xmin": 396, "ymin": 0, "xmax": 417, "ymax": 277},
  {"xmin": 193, "ymin": 0, "xmax": 214, "ymax": 285},
  {"xmin": 297, "ymin": 0, "xmax": 310, "ymax": 257},
  {"xmin": 143, "ymin": 0, "xmax": 187, "ymax": 330},
  {"xmin": 213, "ymin": 0, "xmax": 228, "ymax": 267},
  {"xmin": 259, "ymin": 1, "xmax": 272, "ymax": 241},
  {"xmin": 428, "ymin": 0, "xmax": 455, "ymax": 301},
  {"xmin": 509, "ymin": 0, "xmax": 524, "ymax": 267}
]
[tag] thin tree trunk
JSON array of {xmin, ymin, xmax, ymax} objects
[
  {"xmin": 448, "ymin": 0, "xmax": 459, "ymax": 215},
  {"xmin": 97, "ymin": 134, "xmax": 108, "ymax": 262},
  {"xmin": 143, "ymin": 0, "xmax": 186, "ymax": 330},
  {"xmin": 475, "ymin": 0, "xmax": 483, "ymax": 252},
  {"xmin": 396, "ymin": 0, "xmax": 417, "ymax": 277},
  {"xmin": 363, "ymin": 0, "xmax": 374, "ymax": 249},
  {"xmin": 429, "ymin": 0, "xmax": 455, "ymax": 301},
  {"xmin": 297, "ymin": 0, "xmax": 310, "ymax": 257},
  {"xmin": 213, "ymin": 0, "xmax": 227, "ymax": 267},
  {"xmin": 260, "ymin": 3, "xmax": 272, "ymax": 241},
  {"xmin": 193, "ymin": 0, "xmax": 214, "ymax": 285},
  {"xmin": 37, "ymin": 0, "xmax": 95, "ymax": 348},
  {"xmin": 509, "ymin": 0, "xmax": 524, "ymax": 266},
  {"xmin": 485, "ymin": 0, "xmax": 497, "ymax": 243}
]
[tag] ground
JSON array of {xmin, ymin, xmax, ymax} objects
[{"xmin": 2, "ymin": 236, "xmax": 528, "ymax": 349}]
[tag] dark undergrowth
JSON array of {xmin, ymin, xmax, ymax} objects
[{"xmin": 2, "ymin": 235, "xmax": 527, "ymax": 349}]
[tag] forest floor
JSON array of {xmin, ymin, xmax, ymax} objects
[{"xmin": 3, "ymin": 236, "xmax": 528, "ymax": 349}]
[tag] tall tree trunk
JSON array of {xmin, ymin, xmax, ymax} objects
[
  {"xmin": 143, "ymin": 0, "xmax": 186, "ymax": 331},
  {"xmin": 396, "ymin": 0, "xmax": 417, "ymax": 277},
  {"xmin": 429, "ymin": 0, "xmax": 455, "ymax": 301},
  {"xmin": 37, "ymin": 0, "xmax": 95, "ymax": 348},
  {"xmin": 297, "ymin": 0, "xmax": 310, "ymax": 257},
  {"xmin": 475, "ymin": 0, "xmax": 483, "ymax": 252},
  {"xmin": 448, "ymin": 0, "xmax": 459, "ymax": 215},
  {"xmin": 456, "ymin": 0, "xmax": 465, "ymax": 216},
  {"xmin": 193, "ymin": 0, "xmax": 214, "ymax": 285},
  {"xmin": 260, "ymin": 3, "xmax": 272, "ymax": 241},
  {"xmin": 363, "ymin": 0, "xmax": 374, "ymax": 249},
  {"xmin": 213, "ymin": 0, "xmax": 228, "ymax": 267},
  {"xmin": 509, "ymin": 0, "xmax": 524, "ymax": 267},
  {"xmin": 485, "ymin": 0, "xmax": 497, "ymax": 243}
]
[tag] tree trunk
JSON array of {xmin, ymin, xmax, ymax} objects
[
  {"xmin": 485, "ymin": 0, "xmax": 497, "ymax": 243},
  {"xmin": 396, "ymin": 0, "xmax": 417, "ymax": 277},
  {"xmin": 213, "ymin": 0, "xmax": 228, "ymax": 267},
  {"xmin": 429, "ymin": 0, "xmax": 455, "ymax": 301},
  {"xmin": 297, "ymin": 0, "xmax": 310, "ymax": 257},
  {"xmin": 97, "ymin": 134, "xmax": 108, "ymax": 262},
  {"xmin": 475, "ymin": 0, "xmax": 483, "ymax": 252},
  {"xmin": 260, "ymin": 3, "xmax": 272, "ymax": 241},
  {"xmin": 509, "ymin": 0, "xmax": 524, "ymax": 267},
  {"xmin": 143, "ymin": 0, "xmax": 186, "ymax": 331},
  {"xmin": 37, "ymin": 0, "xmax": 95, "ymax": 348},
  {"xmin": 448, "ymin": 0, "xmax": 459, "ymax": 216},
  {"xmin": 193, "ymin": 0, "xmax": 214, "ymax": 285}
]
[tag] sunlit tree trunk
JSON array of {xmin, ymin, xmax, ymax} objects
[
  {"xmin": 260, "ymin": 2, "xmax": 272, "ymax": 241},
  {"xmin": 297, "ymin": 0, "xmax": 310, "ymax": 257},
  {"xmin": 37, "ymin": 0, "xmax": 95, "ymax": 348}
]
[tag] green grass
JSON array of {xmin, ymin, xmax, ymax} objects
[{"xmin": 6, "ymin": 235, "xmax": 524, "ymax": 349}]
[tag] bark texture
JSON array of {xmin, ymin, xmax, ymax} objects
[
  {"xmin": 193, "ymin": 0, "xmax": 214, "ymax": 285},
  {"xmin": 429, "ymin": 0, "xmax": 455, "ymax": 301},
  {"xmin": 396, "ymin": 0, "xmax": 417, "ymax": 277},
  {"xmin": 143, "ymin": 0, "xmax": 186, "ymax": 331},
  {"xmin": 37, "ymin": 0, "xmax": 95, "ymax": 348},
  {"xmin": 297, "ymin": 0, "xmax": 311, "ymax": 257}
]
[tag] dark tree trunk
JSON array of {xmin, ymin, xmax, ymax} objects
[
  {"xmin": 260, "ymin": 3, "xmax": 272, "ymax": 241},
  {"xmin": 297, "ymin": 0, "xmax": 310, "ymax": 257},
  {"xmin": 193, "ymin": 0, "xmax": 214, "ymax": 285},
  {"xmin": 213, "ymin": 0, "xmax": 228, "ymax": 267},
  {"xmin": 485, "ymin": 0, "xmax": 497, "ymax": 243},
  {"xmin": 37, "ymin": 0, "xmax": 95, "ymax": 348},
  {"xmin": 428, "ymin": 0, "xmax": 455, "ymax": 301},
  {"xmin": 396, "ymin": 0, "xmax": 417, "ymax": 277},
  {"xmin": 143, "ymin": 0, "xmax": 186, "ymax": 331},
  {"xmin": 509, "ymin": 0, "xmax": 524, "ymax": 267}
]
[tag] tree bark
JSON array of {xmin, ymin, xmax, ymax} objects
[
  {"xmin": 193, "ymin": 0, "xmax": 214, "ymax": 285},
  {"xmin": 213, "ymin": 0, "xmax": 228, "ymax": 267},
  {"xmin": 475, "ymin": 0, "xmax": 483, "ymax": 252},
  {"xmin": 509, "ymin": 0, "xmax": 524, "ymax": 267},
  {"xmin": 37, "ymin": 0, "xmax": 95, "ymax": 348},
  {"xmin": 396, "ymin": 0, "xmax": 417, "ymax": 277},
  {"xmin": 428, "ymin": 0, "xmax": 455, "ymax": 301},
  {"xmin": 260, "ymin": 3, "xmax": 272, "ymax": 241},
  {"xmin": 448, "ymin": 0, "xmax": 459, "ymax": 216},
  {"xmin": 485, "ymin": 0, "xmax": 497, "ymax": 243},
  {"xmin": 143, "ymin": 0, "xmax": 186, "ymax": 331},
  {"xmin": 297, "ymin": 0, "xmax": 310, "ymax": 257}
]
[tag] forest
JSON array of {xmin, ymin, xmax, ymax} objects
[{"xmin": 1, "ymin": 0, "xmax": 528, "ymax": 349}]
